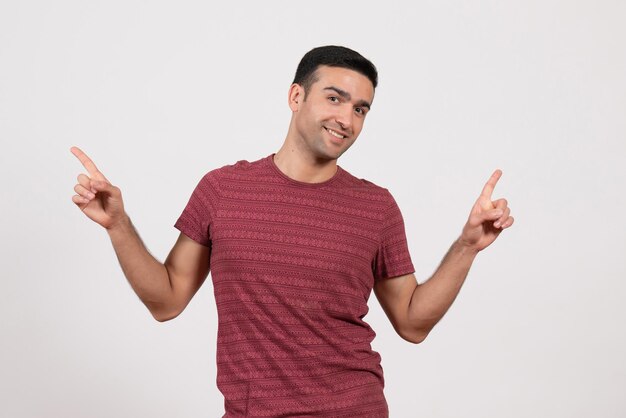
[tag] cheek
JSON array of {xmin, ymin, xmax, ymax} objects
[{"xmin": 353, "ymin": 118, "xmax": 365, "ymax": 132}]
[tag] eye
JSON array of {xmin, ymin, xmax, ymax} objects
[
  {"xmin": 355, "ymin": 107, "xmax": 367, "ymax": 115},
  {"xmin": 329, "ymin": 96, "xmax": 339, "ymax": 103}
]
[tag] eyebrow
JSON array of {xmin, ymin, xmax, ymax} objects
[{"xmin": 323, "ymin": 86, "xmax": 371, "ymax": 110}]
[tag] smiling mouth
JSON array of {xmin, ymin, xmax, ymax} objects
[{"xmin": 324, "ymin": 127, "xmax": 347, "ymax": 139}]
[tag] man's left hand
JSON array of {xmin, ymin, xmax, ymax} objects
[{"xmin": 459, "ymin": 169, "xmax": 514, "ymax": 252}]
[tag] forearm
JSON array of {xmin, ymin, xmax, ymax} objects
[
  {"xmin": 106, "ymin": 215, "xmax": 173, "ymax": 318},
  {"xmin": 408, "ymin": 238, "xmax": 478, "ymax": 337}
]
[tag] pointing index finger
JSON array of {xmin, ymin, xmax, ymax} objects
[
  {"xmin": 480, "ymin": 169, "xmax": 502, "ymax": 199},
  {"xmin": 70, "ymin": 146, "xmax": 107, "ymax": 180},
  {"xmin": 70, "ymin": 146, "xmax": 96, "ymax": 172}
]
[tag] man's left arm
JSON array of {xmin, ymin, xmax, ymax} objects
[{"xmin": 373, "ymin": 170, "xmax": 514, "ymax": 344}]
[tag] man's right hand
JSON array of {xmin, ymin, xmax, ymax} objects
[{"xmin": 70, "ymin": 146, "xmax": 127, "ymax": 230}]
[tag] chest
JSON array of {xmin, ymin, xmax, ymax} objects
[{"xmin": 209, "ymin": 186, "xmax": 383, "ymax": 295}]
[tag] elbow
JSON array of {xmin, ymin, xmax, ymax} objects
[
  {"xmin": 152, "ymin": 311, "xmax": 177, "ymax": 322},
  {"xmin": 402, "ymin": 327, "xmax": 430, "ymax": 344},
  {"xmin": 410, "ymin": 331, "xmax": 429, "ymax": 344},
  {"xmin": 148, "ymin": 303, "xmax": 181, "ymax": 323}
]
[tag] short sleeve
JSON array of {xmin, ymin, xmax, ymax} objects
[
  {"xmin": 174, "ymin": 170, "xmax": 221, "ymax": 247},
  {"xmin": 372, "ymin": 192, "xmax": 415, "ymax": 281}
]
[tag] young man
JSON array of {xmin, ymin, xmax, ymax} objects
[{"xmin": 71, "ymin": 46, "xmax": 513, "ymax": 417}]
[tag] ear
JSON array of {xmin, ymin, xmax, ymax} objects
[{"xmin": 288, "ymin": 83, "xmax": 304, "ymax": 112}]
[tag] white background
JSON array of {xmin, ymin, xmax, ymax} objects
[{"xmin": 1, "ymin": 1, "xmax": 625, "ymax": 417}]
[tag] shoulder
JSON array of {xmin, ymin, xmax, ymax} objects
[
  {"xmin": 339, "ymin": 166, "xmax": 395, "ymax": 206},
  {"xmin": 201, "ymin": 154, "xmax": 267, "ymax": 181}
]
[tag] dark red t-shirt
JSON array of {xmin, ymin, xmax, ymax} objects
[{"xmin": 174, "ymin": 153, "xmax": 415, "ymax": 417}]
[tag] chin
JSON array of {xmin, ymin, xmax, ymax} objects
[
  {"xmin": 328, "ymin": 148, "xmax": 347, "ymax": 161},
  {"xmin": 312, "ymin": 147, "xmax": 340, "ymax": 162}
]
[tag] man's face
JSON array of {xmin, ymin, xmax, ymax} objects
[{"xmin": 290, "ymin": 65, "xmax": 375, "ymax": 161}]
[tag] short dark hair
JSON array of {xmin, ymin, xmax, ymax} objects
[{"xmin": 292, "ymin": 45, "xmax": 378, "ymax": 97}]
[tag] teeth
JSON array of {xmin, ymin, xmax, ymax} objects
[{"xmin": 326, "ymin": 128, "xmax": 345, "ymax": 139}]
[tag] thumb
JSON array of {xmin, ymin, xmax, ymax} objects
[
  {"xmin": 468, "ymin": 207, "xmax": 502, "ymax": 227},
  {"xmin": 481, "ymin": 208, "xmax": 503, "ymax": 222},
  {"xmin": 92, "ymin": 180, "xmax": 116, "ymax": 194}
]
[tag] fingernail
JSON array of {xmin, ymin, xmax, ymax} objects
[
  {"xmin": 91, "ymin": 188, "xmax": 97, "ymax": 194},
  {"xmin": 87, "ymin": 192, "xmax": 95, "ymax": 199},
  {"xmin": 494, "ymin": 221, "xmax": 501, "ymax": 227}
]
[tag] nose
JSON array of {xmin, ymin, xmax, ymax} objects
[{"xmin": 334, "ymin": 106, "xmax": 353, "ymax": 133}]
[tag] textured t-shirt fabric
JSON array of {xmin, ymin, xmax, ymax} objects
[{"xmin": 174, "ymin": 153, "xmax": 415, "ymax": 417}]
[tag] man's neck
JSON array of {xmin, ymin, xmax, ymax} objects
[{"xmin": 272, "ymin": 147, "xmax": 338, "ymax": 184}]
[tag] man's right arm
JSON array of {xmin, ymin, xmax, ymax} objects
[
  {"xmin": 107, "ymin": 216, "xmax": 210, "ymax": 322},
  {"xmin": 70, "ymin": 146, "xmax": 210, "ymax": 322}
]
